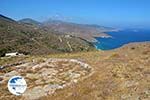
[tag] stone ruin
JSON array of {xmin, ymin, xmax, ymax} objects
[{"xmin": 0, "ymin": 58, "xmax": 93, "ymax": 100}]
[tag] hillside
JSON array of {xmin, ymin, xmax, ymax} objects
[
  {"xmin": 0, "ymin": 42, "xmax": 149, "ymax": 100},
  {"xmin": 42, "ymin": 19, "xmax": 112, "ymax": 42},
  {"xmin": 19, "ymin": 18, "xmax": 113, "ymax": 42},
  {"xmin": 0, "ymin": 14, "xmax": 95, "ymax": 56}
]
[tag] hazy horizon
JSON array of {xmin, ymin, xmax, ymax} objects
[{"xmin": 0, "ymin": 0, "xmax": 150, "ymax": 28}]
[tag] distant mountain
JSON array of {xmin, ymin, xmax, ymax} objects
[
  {"xmin": 84, "ymin": 24, "xmax": 114, "ymax": 30},
  {"xmin": 0, "ymin": 14, "xmax": 95, "ymax": 56},
  {"xmin": 42, "ymin": 19, "xmax": 113, "ymax": 42},
  {"xmin": 19, "ymin": 18, "xmax": 42, "ymax": 26}
]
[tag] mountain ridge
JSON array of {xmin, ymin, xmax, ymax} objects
[
  {"xmin": 42, "ymin": 19, "xmax": 112, "ymax": 42},
  {"xmin": 19, "ymin": 18, "xmax": 113, "ymax": 42},
  {"xmin": 18, "ymin": 18, "xmax": 42, "ymax": 26}
]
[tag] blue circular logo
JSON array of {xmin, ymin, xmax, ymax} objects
[{"xmin": 7, "ymin": 76, "xmax": 27, "ymax": 96}]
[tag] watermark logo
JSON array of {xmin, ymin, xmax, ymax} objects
[{"xmin": 7, "ymin": 76, "xmax": 27, "ymax": 96}]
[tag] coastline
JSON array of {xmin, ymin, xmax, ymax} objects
[
  {"xmin": 94, "ymin": 41, "xmax": 150, "ymax": 51},
  {"xmin": 90, "ymin": 32, "xmax": 113, "ymax": 42},
  {"xmin": 93, "ymin": 29, "xmax": 150, "ymax": 50}
]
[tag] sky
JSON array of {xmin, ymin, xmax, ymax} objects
[{"xmin": 0, "ymin": 0, "xmax": 150, "ymax": 28}]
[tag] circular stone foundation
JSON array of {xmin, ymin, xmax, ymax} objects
[{"xmin": 0, "ymin": 58, "xmax": 93, "ymax": 100}]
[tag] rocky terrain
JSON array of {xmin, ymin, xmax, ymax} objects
[{"xmin": 0, "ymin": 42, "xmax": 149, "ymax": 100}]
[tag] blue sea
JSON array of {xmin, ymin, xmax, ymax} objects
[{"xmin": 94, "ymin": 29, "xmax": 150, "ymax": 50}]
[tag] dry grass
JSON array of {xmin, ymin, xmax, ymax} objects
[{"xmin": 0, "ymin": 42, "xmax": 150, "ymax": 100}]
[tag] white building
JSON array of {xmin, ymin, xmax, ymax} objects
[
  {"xmin": 5, "ymin": 52, "xmax": 21, "ymax": 57},
  {"xmin": 65, "ymin": 35, "xmax": 72, "ymax": 38}
]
